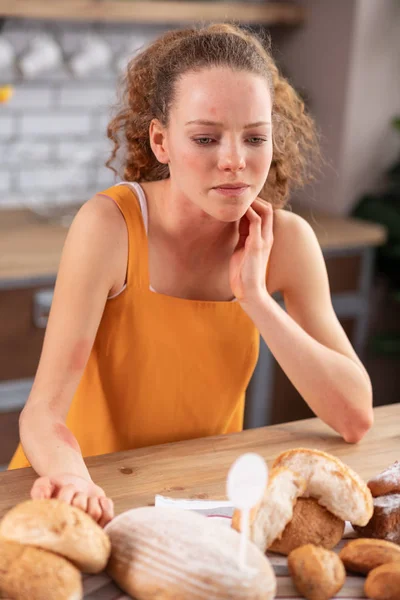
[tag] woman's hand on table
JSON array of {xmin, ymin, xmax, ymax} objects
[{"xmin": 30, "ymin": 473, "xmax": 114, "ymax": 528}]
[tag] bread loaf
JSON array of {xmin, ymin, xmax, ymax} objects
[
  {"xmin": 0, "ymin": 499, "xmax": 111, "ymax": 573},
  {"xmin": 368, "ymin": 461, "xmax": 400, "ymax": 497},
  {"xmin": 365, "ymin": 562, "xmax": 400, "ymax": 600},
  {"xmin": 339, "ymin": 538, "xmax": 400, "ymax": 575},
  {"xmin": 353, "ymin": 493, "xmax": 400, "ymax": 544},
  {"xmin": 231, "ymin": 467, "xmax": 306, "ymax": 552},
  {"xmin": 106, "ymin": 506, "xmax": 276, "ymax": 600},
  {"xmin": 273, "ymin": 448, "xmax": 373, "ymax": 526},
  {"xmin": 269, "ymin": 497, "xmax": 345, "ymax": 555},
  {"xmin": 288, "ymin": 544, "xmax": 346, "ymax": 600},
  {"xmin": 0, "ymin": 537, "xmax": 82, "ymax": 600}
]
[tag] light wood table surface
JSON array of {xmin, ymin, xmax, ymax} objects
[{"xmin": 0, "ymin": 403, "xmax": 398, "ymax": 521}]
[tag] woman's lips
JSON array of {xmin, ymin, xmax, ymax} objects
[{"xmin": 213, "ymin": 185, "xmax": 249, "ymax": 197}]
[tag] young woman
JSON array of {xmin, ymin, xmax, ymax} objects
[{"xmin": 9, "ymin": 23, "xmax": 373, "ymax": 527}]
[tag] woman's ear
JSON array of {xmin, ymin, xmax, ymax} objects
[{"xmin": 149, "ymin": 119, "xmax": 170, "ymax": 164}]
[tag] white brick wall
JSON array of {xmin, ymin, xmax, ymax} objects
[{"xmin": 0, "ymin": 18, "xmax": 167, "ymax": 208}]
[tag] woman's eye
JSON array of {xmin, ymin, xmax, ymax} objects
[
  {"xmin": 193, "ymin": 137, "xmax": 214, "ymax": 145},
  {"xmin": 248, "ymin": 137, "xmax": 268, "ymax": 144}
]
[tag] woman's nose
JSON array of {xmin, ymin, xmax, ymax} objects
[{"xmin": 217, "ymin": 144, "xmax": 246, "ymax": 172}]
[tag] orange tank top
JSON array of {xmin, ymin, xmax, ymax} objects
[{"xmin": 9, "ymin": 183, "xmax": 260, "ymax": 469}]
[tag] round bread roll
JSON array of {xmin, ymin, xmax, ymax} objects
[
  {"xmin": 231, "ymin": 467, "xmax": 306, "ymax": 552},
  {"xmin": 273, "ymin": 447, "xmax": 373, "ymax": 526},
  {"xmin": 269, "ymin": 497, "xmax": 345, "ymax": 555},
  {"xmin": 0, "ymin": 499, "xmax": 111, "ymax": 574},
  {"xmin": 365, "ymin": 562, "xmax": 400, "ymax": 600},
  {"xmin": 339, "ymin": 538, "xmax": 400, "ymax": 575},
  {"xmin": 0, "ymin": 537, "xmax": 82, "ymax": 600},
  {"xmin": 288, "ymin": 544, "xmax": 346, "ymax": 600},
  {"xmin": 106, "ymin": 505, "xmax": 276, "ymax": 600},
  {"xmin": 368, "ymin": 461, "xmax": 400, "ymax": 497}
]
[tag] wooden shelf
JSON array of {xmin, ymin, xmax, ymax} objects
[{"xmin": 0, "ymin": 1, "xmax": 305, "ymax": 25}]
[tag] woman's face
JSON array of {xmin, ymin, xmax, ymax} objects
[{"xmin": 164, "ymin": 67, "xmax": 273, "ymax": 222}]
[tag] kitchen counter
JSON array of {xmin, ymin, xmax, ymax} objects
[
  {"xmin": 0, "ymin": 207, "xmax": 386, "ymax": 284},
  {"xmin": 0, "ymin": 403, "xmax": 398, "ymax": 520}
]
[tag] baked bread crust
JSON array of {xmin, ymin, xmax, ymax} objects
[
  {"xmin": 0, "ymin": 537, "xmax": 82, "ymax": 600},
  {"xmin": 269, "ymin": 497, "xmax": 345, "ymax": 555},
  {"xmin": 365, "ymin": 562, "xmax": 400, "ymax": 600},
  {"xmin": 288, "ymin": 544, "xmax": 346, "ymax": 600},
  {"xmin": 353, "ymin": 494, "xmax": 400, "ymax": 544},
  {"xmin": 231, "ymin": 467, "xmax": 307, "ymax": 552},
  {"xmin": 273, "ymin": 448, "xmax": 373, "ymax": 526},
  {"xmin": 106, "ymin": 505, "xmax": 277, "ymax": 600},
  {"xmin": 0, "ymin": 499, "xmax": 111, "ymax": 573},
  {"xmin": 368, "ymin": 462, "xmax": 400, "ymax": 497},
  {"xmin": 339, "ymin": 538, "xmax": 400, "ymax": 575}
]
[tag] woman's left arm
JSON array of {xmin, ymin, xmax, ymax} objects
[{"xmin": 232, "ymin": 200, "xmax": 373, "ymax": 443}]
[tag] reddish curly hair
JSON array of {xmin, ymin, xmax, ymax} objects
[{"xmin": 106, "ymin": 22, "xmax": 320, "ymax": 209}]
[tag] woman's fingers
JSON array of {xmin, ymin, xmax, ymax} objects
[
  {"xmin": 98, "ymin": 496, "xmax": 114, "ymax": 528},
  {"xmin": 55, "ymin": 484, "xmax": 77, "ymax": 505},
  {"xmin": 87, "ymin": 496, "xmax": 103, "ymax": 523},
  {"xmin": 251, "ymin": 198, "xmax": 273, "ymax": 242},
  {"xmin": 71, "ymin": 491, "xmax": 88, "ymax": 513},
  {"xmin": 30, "ymin": 476, "xmax": 55, "ymax": 500}
]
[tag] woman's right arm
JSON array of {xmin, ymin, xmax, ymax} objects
[{"xmin": 19, "ymin": 193, "xmax": 127, "ymax": 526}]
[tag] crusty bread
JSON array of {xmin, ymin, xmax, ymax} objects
[
  {"xmin": 368, "ymin": 461, "xmax": 400, "ymax": 497},
  {"xmin": 0, "ymin": 537, "xmax": 82, "ymax": 600},
  {"xmin": 353, "ymin": 493, "xmax": 400, "ymax": 544},
  {"xmin": 106, "ymin": 506, "xmax": 276, "ymax": 600},
  {"xmin": 269, "ymin": 497, "xmax": 345, "ymax": 555},
  {"xmin": 365, "ymin": 562, "xmax": 400, "ymax": 600},
  {"xmin": 231, "ymin": 467, "xmax": 306, "ymax": 552},
  {"xmin": 0, "ymin": 499, "xmax": 111, "ymax": 574},
  {"xmin": 288, "ymin": 544, "xmax": 346, "ymax": 600},
  {"xmin": 339, "ymin": 538, "xmax": 400, "ymax": 575},
  {"xmin": 273, "ymin": 448, "xmax": 373, "ymax": 526}
]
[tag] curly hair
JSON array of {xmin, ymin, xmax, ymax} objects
[{"xmin": 106, "ymin": 22, "xmax": 320, "ymax": 209}]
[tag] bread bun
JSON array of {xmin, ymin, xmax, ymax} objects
[
  {"xmin": 273, "ymin": 447, "xmax": 373, "ymax": 526},
  {"xmin": 269, "ymin": 497, "xmax": 345, "ymax": 555},
  {"xmin": 339, "ymin": 538, "xmax": 400, "ymax": 575},
  {"xmin": 353, "ymin": 493, "xmax": 400, "ymax": 544},
  {"xmin": 365, "ymin": 562, "xmax": 400, "ymax": 600},
  {"xmin": 106, "ymin": 506, "xmax": 276, "ymax": 600},
  {"xmin": 0, "ymin": 537, "xmax": 82, "ymax": 600},
  {"xmin": 368, "ymin": 461, "xmax": 400, "ymax": 497},
  {"xmin": 0, "ymin": 499, "xmax": 111, "ymax": 574},
  {"xmin": 231, "ymin": 467, "xmax": 306, "ymax": 552},
  {"xmin": 288, "ymin": 544, "xmax": 346, "ymax": 600}
]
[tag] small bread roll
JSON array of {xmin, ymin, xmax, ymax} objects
[
  {"xmin": 231, "ymin": 467, "xmax": 306, "ymax": 552},
  {"xmin": 0, "ymin": 537, "xmax": 82, "ymax": 600},
  {"xmin": 0, "ymin": 499, "xmax": 111, "ymax": 573},
  {"xmin": 273, "ymin": 448, "xmax": 373, "ymax": 526},
  {"xmin": 339, "ymin": 538, "xmax": 400, "ymax": 575},
  {"xmin": 365, "ymin": 562, "xmax": 400, "ymax": 600},
  {"xmin": 288, "ymin": 544, "xmax": 346, "ymax": 600},
  {"xmin": 106, "ymin": 506, "xmax": 276, "ymax": 600},
  {"xmin": 368, "ymin": 461, "xmax": 400, "ymax": 497},
  {"xmin": 353, "ymin": 494, "xmax": 400, "ymax": 544},
  {"xmin": 269, "ymin": 498, "xmax": 345, "ymax": 555}
]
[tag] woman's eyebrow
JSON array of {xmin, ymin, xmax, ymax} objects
[{"xmin": 185, "ymin": 119, "xmax": 271, "ymax": 128}]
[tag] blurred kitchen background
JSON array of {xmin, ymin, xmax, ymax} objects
[{"xmin": 0, "ymin": 0, "xmax": 399, "ymax": 469}]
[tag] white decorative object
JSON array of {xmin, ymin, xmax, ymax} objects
[
  {"xmin": 69, "ymin": 34, "xmax": 112, "ymax": 78},
  {"xmin": 19, "ymin": 34, "xmax": 62, "ymax": 79},
  {"xmin": 227, "ymin": 453, "xmax": 268, "ymax": 570},
  {"xmin": 0, "ymin": 35, "xmax": 15, "ymax": 70}
]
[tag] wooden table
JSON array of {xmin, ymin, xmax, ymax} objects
[{"xmin": 0, "ymin": 403, "xmax": 398, "ymax": 521}]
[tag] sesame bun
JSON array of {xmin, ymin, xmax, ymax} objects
[
  {"xmin": 106, "ymin": 505, "xmax": 276, "ymax": 600},
  {"xmin": 0, "ymin": 499, "xmax": 111, "ymax": 574},
  {"xmin": 273, "ymin": 448, "xmax": 373, "ymax": 526},
  {"xmin": 0, "ymin": 537, "xmax": 82, "ymax": 600},
  {"xmin": 232, "ymin": 467, "xmax": 307, "ymax": 552}
]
